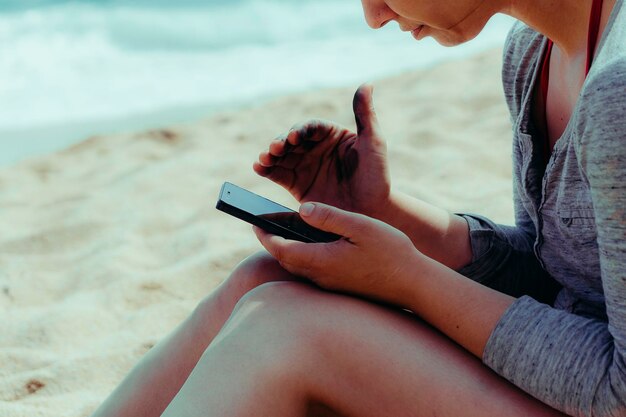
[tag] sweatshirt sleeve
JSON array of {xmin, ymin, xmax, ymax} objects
[
  {"xmin": 454, "ymin": 208, "xmax": 560, "ymax": 305},
  {"xmin": 453, "ymin": 23, "xmax": 562, "ymax": 305},
  {"xmin": 481, "ymin": 60, "xmax": 626, "ymax": 417}
]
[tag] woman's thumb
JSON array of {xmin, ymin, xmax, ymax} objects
[
  {"xmin": 299, "ymin": 202, "xmax": 365, "ymax": 237},
  {"xmin": 352, "ymin": 83, "xmax": 381, "ymax": 139}
]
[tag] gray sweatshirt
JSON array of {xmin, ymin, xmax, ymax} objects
[{"xmin": 456, "ymin": 2, "xmax": 626, "ymax": 416}]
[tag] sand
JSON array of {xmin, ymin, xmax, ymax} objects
[{"xmin": 0, "ymin": 48, "xmax": 513, "ymax": 417}]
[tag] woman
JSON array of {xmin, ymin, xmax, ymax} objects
[{"xmin": 91, "ymin": 0, "xmax": 625, "ymax": 416}]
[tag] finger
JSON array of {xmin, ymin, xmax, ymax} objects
[
  {"xmin": 253, "ymin": 161, "xmax": 273, "ymax": 177},
  {"xmin": 352, "ymin": 83, "xmax": 382, "ymax": 142},
  {"xmin": 253, "ymin": 227, "xmax": 294, "ymax": 270},
  {"xmin": 299, "ymin": 202, "xmax": 373, "ymax": 239},
  {"xmin": 253, "ymin": 164, "xmax": 295, "ymax": 189},
  {"xmin": 289, "ymin": 119, "xmax": 339, "ymax": 145},
  {"xmin": 269, "ymin": 138, "xmax": 288, "ymax": 157},
  {"xmin": 285, "ymin": 127, "xmax": 300, "ymax": 146},
  {"xmin": 253, "ymin": 226, "xmax": 286, "ymax": 259},
  {"xmin": 258, "ymin": 151, "xmax": 278, "ymax": 167},
  {"xmin": 253, "ymin": 226, "xmax": 322, "ymax": 272},
  {"xmin": 269, "ymin": 137, "xmax": 309, "ymax": 156},
  {"xmin": 275, "ymin": 150, "xmax": 321, "ymax": 170}
]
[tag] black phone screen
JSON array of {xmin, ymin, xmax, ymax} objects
[{"xmin": 216, "ymin": 182, "xmax": 341, "ymax": 243}]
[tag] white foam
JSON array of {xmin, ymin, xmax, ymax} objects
[{"xmin": 0, "ymin": 1, "xmax": 514, "ymax": 165}]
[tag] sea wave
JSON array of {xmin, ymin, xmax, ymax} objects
[
  {"xmin": 0, "ymin": 0, "xmax": 514, "ymax": 144},
  {"xmin": 1, "ymin": 0, "xmax": 364, "ymax": 51}
]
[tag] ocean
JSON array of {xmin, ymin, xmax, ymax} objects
[{"xmin": 0, "ymin": 0, "xmax": 515, "ymax": 165}]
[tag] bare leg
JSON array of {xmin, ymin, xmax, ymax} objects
[
  {"xmin": 162, "ymin": 281, "xmax": 568, "ymax": 417},
  {"xmin": 90, "ymin": 251, "xmax": 304, "ymax": 417}
]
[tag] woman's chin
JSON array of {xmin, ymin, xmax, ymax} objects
[
  {"xmin": 433, "ymin": 36, "xmax": 467, "ymax": 47},
  {"xmin": 433, "ymin": 29, "xmax": 481, "ymax": 47}
]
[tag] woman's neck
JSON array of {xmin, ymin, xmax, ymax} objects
[{"xmin": 502, "ymin": 0, "xmax": 615, "ymax": 59}]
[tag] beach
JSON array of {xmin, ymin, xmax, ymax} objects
[{"xmin": 0, "ymin": 48, "xmax": 513, "ymax": 416}]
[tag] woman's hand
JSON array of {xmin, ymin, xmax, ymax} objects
[
  {"xmin": 254, "ymin": 202, "xmax": 516, "ymax": 359},
  {"xmin": 253, "ymin": 84, "xmax": 391, "ymax": 219},
  {"xmin": 253, "ymin": 202, "xmax": 423, "ymax": 309}
]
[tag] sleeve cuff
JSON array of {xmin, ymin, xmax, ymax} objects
[
  {"xmin": 481, "ymin": 296, "xmax": 614, "ymax": 415},
  {"xmin": 454, "ymin": 213, "xmax": 512, "ymax": 283}
]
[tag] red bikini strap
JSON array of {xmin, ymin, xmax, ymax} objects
[
  {"xmin": 541, "ymin": 0, "xmax": 604, "ymax": 110},
  {"xmin": 540, "ymin": 40, "xmax": 553, "ymax": 123},
  {"xmin": 538, "ymin": 0, "xmax": 604, "ymax": 164},
  {"xmin": 587, "ymin": 0, "xmax": 604, "ymax": 74}
]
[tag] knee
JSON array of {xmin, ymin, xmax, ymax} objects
[
  {"xmin": 229, "ymin": 250, "xmax": 291, "ymax": 289},
  {"xmin": 193, "ymin": 251, "xmax": 297, "ymax": 321},
  {"xmin": 212, "ymin": 281, "xmax": 325, "ymax": 374},
  {"xmin": 232, "ymin": 280, "xmax": 316, "ymax": 318},
  {"xmin": 221, "ymin": 250, "xmax": 303, "ymax": 300}
]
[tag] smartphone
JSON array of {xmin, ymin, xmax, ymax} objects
[{"xmin": 216, "ymin": 182, "xmax": 342, "ymax": 243}]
